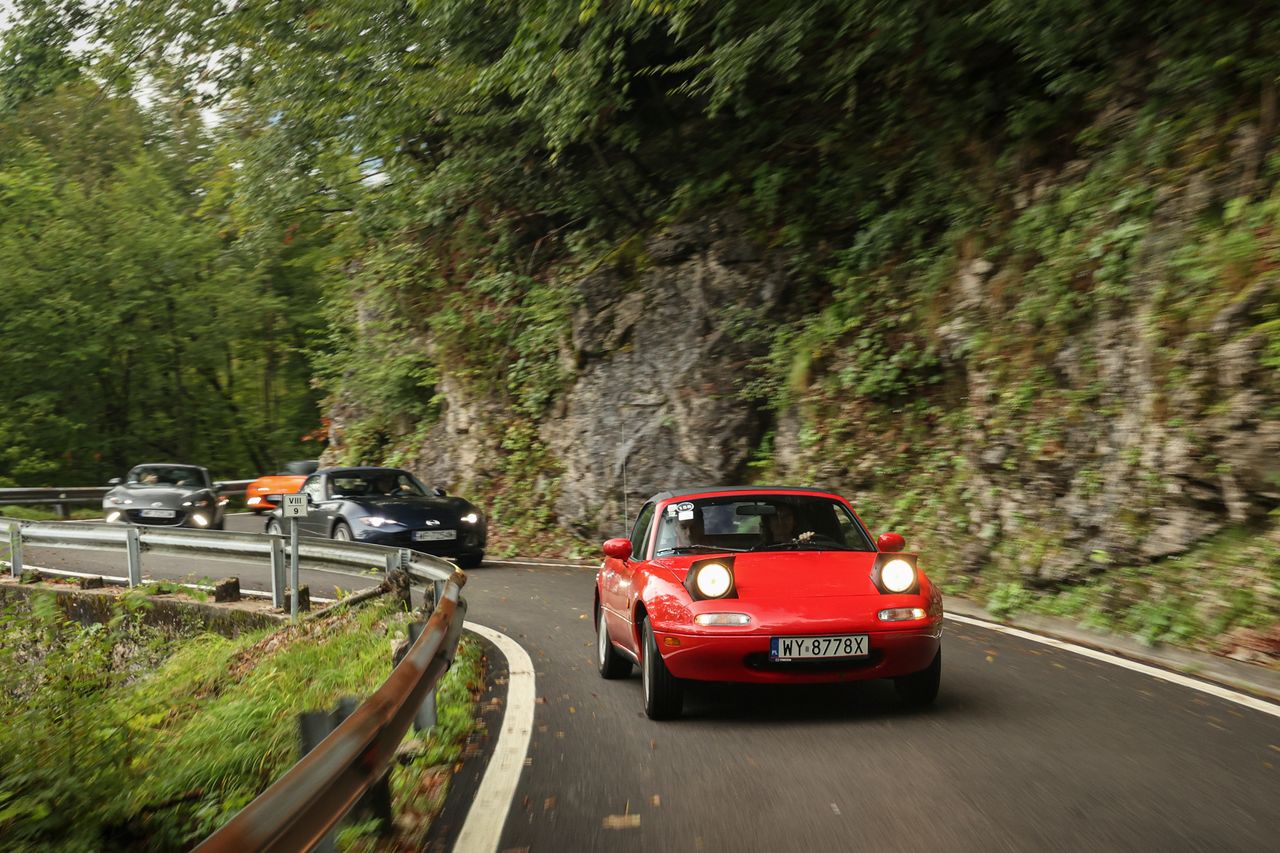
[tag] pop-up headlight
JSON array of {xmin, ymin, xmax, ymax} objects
[{"xmin": 685, "ymin": 557, "xmax": 738, "ymax": 601}]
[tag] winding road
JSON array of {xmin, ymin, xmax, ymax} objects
[{"xmin": 18, "ymin": 514, "xmax": 1280, "ymax": 851}]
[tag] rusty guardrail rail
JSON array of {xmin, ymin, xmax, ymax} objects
[{"xmin": 194, "ymin": 569, "xmax": 468, "ymax": 852}]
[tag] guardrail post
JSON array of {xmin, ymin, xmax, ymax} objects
[
  {"xmin": 299, "ymin": 697, "xmax": 393, "ymax": 848},
  {"xmin": 8, "ymin": 524, "xmax": 21, "ymax": 578},
  {"xmin": 407, "ymin": 622, "xmax": 438, "ymax": 732},
  {"xmin": 125, "ymin": 526, "xmax": 142, "ymax": 587},
  {"xmin": 298, "ymin": 710, "xmax": 341, "ymax": 853},
  {"xmin": 269, "ymin": 535, "xmax": 286, "ymax": 610}
]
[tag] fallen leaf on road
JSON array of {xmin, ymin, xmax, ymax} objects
[
  {"xmin": 568, "ymin": 706, "xmax": 576, "ymax": 713},
  {"xmin": 602, "ymin": 814, "xmax": 641, "ymax": 830},
  {"xmin": 649, "ymin": 739, "xmax": 657, "ymax": 750},
  {"xmin": 579, "ymin": 613, "xmax": 588, "ymax": 619},
  {"xmin": 651, "ymin": 795, "xmax": 661, "ymax": 807},
  {"xmin": 556, "ymin": 731, "xmax": 565, "ymax": 739},
  {"xmin": 544, "ymin": 796, "xmax": 557, "ymax": 811},
  {"xmin": 535, "ymin": 697, "xmax": 547, "ymax": 704},
  {"xmin": 985, "ymin": 655, "xmax": 994, "ymax": 663},
  {"xmin": 538, "ymin": 725, "xmax": 549, "ymax": 733}
]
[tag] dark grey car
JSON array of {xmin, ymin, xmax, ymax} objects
[{"xmin": 103, "ymin": 463, "xmax": 227, "ymax": 529}]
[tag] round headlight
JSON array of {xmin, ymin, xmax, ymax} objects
[
  {"xmin": 695, "ymin": 563, "xmax": 733, "ymax": 598},
  {"xmin": 461, "ymin": 512, "xmax": 479, "ymax": 524},
  {"xmin": 881, "ymin": 559, "xmax": 916, "ymax": 593}
]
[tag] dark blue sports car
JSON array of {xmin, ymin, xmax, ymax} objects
[{"xmin": 264, "ymin": 466, "xmax": 487, "ymax": 568}]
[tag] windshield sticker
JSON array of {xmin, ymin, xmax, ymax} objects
[
  {"xmin": 676, "ymin": 502, "xmax": 694, "ymax": 512},
  {"xmin": 677, "ymin": 509, "xmax": 694, "ymax": 521}
]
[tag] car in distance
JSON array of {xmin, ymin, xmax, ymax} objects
[
  {"xmin": 103, "ymin": 463, "xmax": 229, "ymax": 529},
  {"xmin": 594, "ymin": 486, "xmax": 943, "ymax": 719},
  {"xmin": 264, "ymin": 466, "xmax": 486, "ymax": 568},
  {"xmin": 244, "ymin": 460, "xmax": 319, "ymax": 513}
]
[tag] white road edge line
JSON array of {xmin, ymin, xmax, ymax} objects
[
  {"xmin": 487, "ymin": 558, "xmax": 595, "ymax": 569},
  {"xmin": 454, "ymin": 621, "xmax": 536, "ymax": 853},
  {"xmin": 946, "ymin": 612, "xmax": 1280, "ymax": 718}
]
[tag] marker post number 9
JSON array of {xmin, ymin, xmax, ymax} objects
[{"xmin": 282, "ymin": 494, "xmax": 307, "ymax": 518}]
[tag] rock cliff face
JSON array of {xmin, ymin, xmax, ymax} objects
[
  {"xmin": 328, "ymin": 189, "xmax": 1277, "ymax": 586},
  {"xmin": 541, "ymin": 221, "xmax": 787, "ymax": 536}
]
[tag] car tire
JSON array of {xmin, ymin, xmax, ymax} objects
[
  {"xmin": 332, "ymin": 521, "xmax": 353, "ymax": 541},
  {"xmin": 641, "ymin": 619, "xmax": 683, "ymax": 720},
  {"xmin": 456, "ymin": 552, "xmax": 484, "ymax": 569},
  {"xmin": 597, "ymin": 608, "xmax": 632, "ymax": 679},
  {"xmin": 894, "ymin": 648, "xmax": 941, "ymax": 707},
  {"xmin": 266, "ymin": 519, "xmax": 282, "ymax": 536}
]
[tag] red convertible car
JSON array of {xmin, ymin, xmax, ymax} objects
[{"xmin": 595, "ymin": 487, "xmax": 943, "ymax": 719}]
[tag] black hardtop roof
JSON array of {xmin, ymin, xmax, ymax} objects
[
  {"xmin": 645, "ymin": 485, "xmax": 838, "ymax": 504},
  {"xmin": 131, "ymin": 462, "xmax": 207, "ymax": 470},
  {"xmin": 319, "ymin": 466, "xmax": 412, "ymax": 476}
]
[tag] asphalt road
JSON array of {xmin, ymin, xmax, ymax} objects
[
  {"xmin": 466, "ymin": 563, "xmax": 1279, "ymax": 853},
  {"xmin": 19, "ymin": 514, "xmax": 1280, "ymax": 851}
]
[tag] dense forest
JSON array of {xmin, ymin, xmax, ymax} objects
[{"xmin": 1, "ymin": 2, "xmax": 1277, "ymax": 647}]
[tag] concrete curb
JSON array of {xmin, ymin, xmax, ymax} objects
[{"xmin": 945, "ymin": 596, "xmax": 1280, "ymax": 703}]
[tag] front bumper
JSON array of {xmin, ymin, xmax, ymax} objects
[
  {"xmin": 353, "ymin": 526, "xmax": 486, "ymax": 557},
  {"xmin": 106, "ymin": 508, "xmax": 221, "ymax": 528},
  {"xmin": 653, "ymin": 621, "xmax": 942, "ymax": 684}
]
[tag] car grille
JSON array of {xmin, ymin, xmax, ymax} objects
[
  {"xmin": 743, "ymin": 650, "xmax": 884, "ymax": 673},
  {"xmin": 124, "ymin": 509, "xmax": 188, "ymax": 526}
]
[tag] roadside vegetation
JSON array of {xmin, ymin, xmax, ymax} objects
[{"xmin": 0, "ymin": 590, "xmax": 483, "ymax": 851}]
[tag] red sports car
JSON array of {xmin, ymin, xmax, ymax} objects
[{"xmin": 594, "ymin": 487, "xmax": 943, "ymax": 719}]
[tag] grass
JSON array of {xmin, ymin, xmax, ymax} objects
[
  {"xmin": 0, "ymin": 592, "xmax": 484, "ymax": 851},
  {"xmin": 965, "ymin": 524, "xmax": 1280, "ymax": 654},
  {"xmin": 0, "ymin": 506, "xmax": 102, "ymax": 521}
]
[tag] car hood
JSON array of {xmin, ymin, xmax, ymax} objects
[
  {"xmin": 347, "ymin": 495, "xmax": 472, "ymax": 522},
  {"xmin": 654, "ymin": 550, "xmax": 883, "ymax": 599},
  {"xmin": 107, "ymin": 485, "xmax": 206, "ymax": 506},
  {"xmin": 249, "ymin": 475, "xmax": 305, "ymax": 492}
]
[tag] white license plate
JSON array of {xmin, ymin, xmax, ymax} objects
[
  {"xmin": 770, "ymin": 634, "xmax": 869, "ymax": 660},
  {"xmin": 413, "ymin": 529, "xmax": 457, "ymax": 542},
  {"xmin": 140, "ymin": 509, "xmax": 176, "ymax": 519}
]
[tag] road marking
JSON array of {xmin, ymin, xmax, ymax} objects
[
  {"xmin": 454, "ymin": 621, "xmax": 536, "ymax": 853},
  {"xmin": 487, "ymin": 557, "xmax": 596, "ymax": 570},
  {"xmin": 946, "ymin": 612, "xmax": 1280, "ymax": 719}
]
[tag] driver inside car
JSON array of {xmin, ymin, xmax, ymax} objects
[
  {"xmin": 674, "ymin": 508, "xmax": 707, "ymax": 548},
  {"xmin": 763, "ymin": 503, "xmax": 814, "ymax": 544}
]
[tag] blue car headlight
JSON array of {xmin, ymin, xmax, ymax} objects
[{"xmin": 359, "ymin": 517, "xmax": 404, "ymax": 528}]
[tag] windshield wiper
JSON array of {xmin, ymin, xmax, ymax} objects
[
  {"xmin": 655, "ymin": 544, "xmax": 747, "ymax": 555},
  {"xmin": 750, "ymin": 539, "xmax": 855, "ymax": 552}
]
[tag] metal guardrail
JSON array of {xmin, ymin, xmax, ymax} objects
[
  {"xmin": 0, "ymin": 516, "xmax": 453, "ymax": 606},
  {"xmin": 195, "ymin": 570, "xmax": 468, "ymax": 852},
  {"xmin": 0, "ymin": 480, "xmax": 256, "ymax": 515},
  {"xmin": 0, "ymin": 514, "xmax": 469, "ymax": 848}
]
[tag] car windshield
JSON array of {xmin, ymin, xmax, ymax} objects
[
  {"xmin": 329, "ymin": 471, "xmax": 426, "ymax": 498},
  {"xmin": 127, "ymin": 465, "xmax": 205, "ymax": 487},
  {"xmin": 653, "ymin": 494, "xmax": 875, "ymax": 555}
]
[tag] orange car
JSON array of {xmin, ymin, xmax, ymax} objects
[{"xmin": 245, "ymin": 460, "xmax": 319, "ymax": 513}]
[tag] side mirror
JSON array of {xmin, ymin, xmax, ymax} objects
[
  {"xmin": 603, "ymin": 538, "xmax": 633, "ymax": 560},
  {"xmin": 107, "ymin": 477, "xmax": 122, "ymax": 486},
  {"xmin": 432, "ymin": 487, "xmax": 447, "ymax": 497},
  {"xmin": 212, "ymin": 481, "xmax": 225, "ymax": 492},
  {"xmin": 262, "ymin": 493, "xmax": 285, "ymax": 504},
  {"xmin": 877, "ymin": 532, "xmax": 906, "ymax": 553}
]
